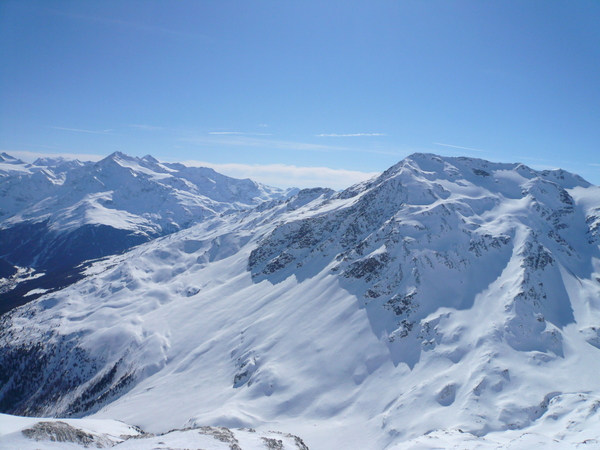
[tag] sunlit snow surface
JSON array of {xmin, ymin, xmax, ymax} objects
[
  {"xmin": 0, "ymin": 151, "xmax": 294, "ymax": 270},
  {"xmin": 0, "ymin": 413, "xmax": 308, "ymax": 449},
  {"xmin": 0, "ymin": 151, "xmax": 292, "ymax": 231},
  {"xmin": 3, "ymin": 153, "xmax": 600, "ymax": 449}
]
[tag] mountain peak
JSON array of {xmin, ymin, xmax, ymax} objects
[
  {"xmin": 141, "ymin": 155, "xmax": 160, "ymax": 164},
  {"xmin": 0, "ymin": 152, "xmax": 24, "ymax": 165},
  {"xmin": 105, "ymin": 151, "xmax": 136, "ymax": 162},
  {"xmin": 32, "ymin": 156, "xmax": 84, "ymax": 168},
  {"xmin": 371, "ymin": 152, "xmax": 591, "ymax": 193}
]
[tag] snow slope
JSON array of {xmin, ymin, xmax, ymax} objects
[
  {"xmin": 0, "ymin": 151, "xmax": 295, "ymax": 315},
  {"xmin": 0, "ymin": 413, "xmax": 309, "ymax": 449},
  {"xmin": 0, "ymin": 151, "xmax": 294, "ymax": 270},
  {"xmin": 2, "ymin": 153, "xmax": 600, "ymax": 449}
]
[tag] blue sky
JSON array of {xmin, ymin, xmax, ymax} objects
[{"xmin": 1, "ymin": 1, "xmax": 599, "ymax": 188}]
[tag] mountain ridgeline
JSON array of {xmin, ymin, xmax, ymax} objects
[
  {"xmin": 0, "ymin": 152, "xmax": 295, "ymax": 314},
  {"xmin": 0, "ymin": 151, "xmax": 294, "ymax": 270},
  {"xmin": 2, "ymin": 153, "xmax": 600, "ymax": 449}
]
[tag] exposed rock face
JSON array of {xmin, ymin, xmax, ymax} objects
[
  {"xmin": 4, "ymin": 415, "xmax": 309, "ymax": 450},
  {"xmin": 248, "ymin": 154, "xmax": 587, "ymax": 359},
  {"xmin": 22, "ymin": 421, "xmax": 118, "ymax": 447}
]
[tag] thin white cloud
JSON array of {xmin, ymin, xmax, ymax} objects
[
  {"xmin": 185, "ymin": 134, "xmax": 401, "ymax": 155},
  {"xmin": 589, "ymin": 163, "xmax": 600, "ymax": 167},
  {"xmin": 317, "ymin": 133, "xmax": 386, "ymax": 137},
  {"xmin": 208, "ymin": 131, "xmax": 273, "ymax": 136},
  {"xmin": 177, "ymin": 160, "xmax": 379, "ymax": 190},
  {"xmin": 258, "ymin": 124, "xmax": 269, "ymax": 127},
  {"xmin": 432, "ymin": 142, "xmax": 487, "ymax": 153},
  {"xmin": 184, "ymin": 135, "xmax": 347, "ymax": 152},
  {"xmin": 129, "ymin": 124, "xmax": 164, "ymax": 131},
  {"xmin": 33, "ymin": 144, "xmax": 67, "ymax": 150},
  {"xmin": 519, "ymin": 156, "xmax": 555, "ymax": 162},
  {"xmin": 50, "ymin": 126, "xmax": 113, "ymax": 134}
]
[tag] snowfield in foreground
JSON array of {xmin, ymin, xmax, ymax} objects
[
  {"xmin": 4, "ymin": 396, "xmax": 600, "ymax": 450},
  {"xmin": 0, "ymin": 413, "xmax": 309, "ymax": 449},
  {"xmin": 2, "ymin": 153, "xmax": 600, "ymax": 449}
]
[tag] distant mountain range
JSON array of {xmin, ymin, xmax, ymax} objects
[
  {"xmin": 2, "ymin": 153, "xmax": 600, "ymax": 449},
  {"xmin": 0, "ymin": 151, "xmax": 296, "ymax": 314}
]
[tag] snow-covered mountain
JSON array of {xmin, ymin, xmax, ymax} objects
[
  {"xmin": 2, "ymin": 153, "xmax": 600, "ymax": 449},
  {"xmin": 0, "ymin": 151, "xmax": 295, "ymax": 313},
  {"xmin": 0, "ymin": 151, "xmax": 294, "ymax": 270}
]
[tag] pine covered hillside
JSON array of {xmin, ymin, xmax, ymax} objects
[{"xmin": 2, "ymin": 153, "xmax": 600, "ymax": 449}]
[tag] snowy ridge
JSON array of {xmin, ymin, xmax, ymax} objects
[
  {"xmin": 2, "ymin": 153, "xmax": 600, "ymax": 449},
  {"xmin": 0, "ymin": 151, "xmax": 293, "ymax": 271}
]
